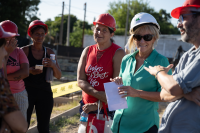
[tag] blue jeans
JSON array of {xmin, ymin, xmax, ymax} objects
[{"xmin": 79, "ymin": 100, "xmax": 115, "ymax": 119}]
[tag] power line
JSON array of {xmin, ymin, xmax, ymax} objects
[
  {"xmin": 59, "ymin": 1, "xmax": 65, "ymax": 45},
  {"xmin": 66, "ymin": 0, "xmax": 71, "ymax": 46},
  {"xmin": 82, "ymin": 3, "xmax": 87, "ymax": 47},
  {"xmin": 40, "ymin": 1, "xmax": 62, "ymax": 6},
  {"xmin": 39, "ymin": 1, "xmax": 99, "ymax": 23},
  {"xmin": 65, "ymin": 4, "xmax": 100, "ymax": 15},
  {"xmin": 40, "ymin": 0, "xmax": 62, "ymax": 5},
  {"xmin": 40, "ymin": 1, "xmax": 101, "ymax": 15},
  {"xmin": 60, "ymin": 7, "xmax": 95, "ymax": 21}
]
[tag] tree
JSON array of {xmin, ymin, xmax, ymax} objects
[
  {"xmin": 151, "ymin": 9, "xmax": 179, "ymax": 34},
  {"xmin": 69, "ymin": 28, "xmax": 83, "ymax": 47},
  {"xmin": 0, "ymin": 0, "xmax": 41, "ymax": 37},
  {"xmin": 73, "ymin": 20, "xmax": 92, "ymax": 31},
  {"xmin": 45, "ymin": 14, "xmax": 78, "ymax": 45},
  {"xmin": 45, "ymin": 16, "xmax": 93, "ymax": 47},
  {"xmin": 70, "ymin": 20, "xmax": 93, "ymax": 47},
  {"xmin": 107, "ymin": 0, "xmax": 179, "ymax": 34}
]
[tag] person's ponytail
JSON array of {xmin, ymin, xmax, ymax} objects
[{"xmin": 108, "ymin": 28, "xmax": 115, "ymax": 43}]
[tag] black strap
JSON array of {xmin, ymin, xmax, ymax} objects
[{"xmin": 44, "ymin": 46, "xmax": 47, "ymax": 58}]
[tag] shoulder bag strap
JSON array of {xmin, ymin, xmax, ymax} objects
[
  {"xmin": 102, "ymin": 102, "xmax": 109, "ymax": 120},
  {"xmin": 97, "ymin": 100, "xmax": 101, "ymax": 119},
  {"xmin": 44, "ymin": 46, "xmax": 47, "ymax": 58}
]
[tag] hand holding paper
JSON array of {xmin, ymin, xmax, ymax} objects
[{"xmin": 104, "ymin": 82, "xmax": 128, "ymax": 111}]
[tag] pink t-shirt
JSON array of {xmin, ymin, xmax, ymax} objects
[{"xmin": 6, "ymin": 48, "xmax": 29, "ymax": 94}]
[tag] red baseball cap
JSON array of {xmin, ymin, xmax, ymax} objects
[{"xmin": 171, "ymin": 0, "xmax": 200, "ymax": 19}]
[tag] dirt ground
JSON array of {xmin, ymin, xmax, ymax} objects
[
  {"xmin": 51, "ymin": 102, "xmax": 169, "ymax": 133},
  {"xmin": 50, "ymin": 124, "xmax": 80, "ymax": 133}
]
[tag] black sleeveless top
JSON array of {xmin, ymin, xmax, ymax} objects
[{"xmin": 23, "ymin": 46, "xmax": 51, "ymax": 93}]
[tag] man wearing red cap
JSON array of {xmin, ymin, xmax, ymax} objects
[{"xmin": 144, "ymin": 0, "xmax": 200, "ymax": 132}]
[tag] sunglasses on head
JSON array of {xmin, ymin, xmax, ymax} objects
[{"xmin": 133, "ymin": 34, "xmax": 154, "ymax": 41}]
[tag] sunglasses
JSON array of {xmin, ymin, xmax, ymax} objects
[
  {"xmin": 133, "ymin": 34, "xmax": 154, "ymax": 41},
  {"xmin": 178, "ymin": 12, "xmax": 200, "ymax": 24}
]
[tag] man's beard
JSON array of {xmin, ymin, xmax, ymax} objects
[{"xmin": 181, "ymin": 18, "xmax": 199, "ymax": 43}]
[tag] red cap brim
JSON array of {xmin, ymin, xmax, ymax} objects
[
  {"xmin": 15, "ymin": 33, "xmax": 20, "ymax": 36},
  {"xmin": 0, "ymin": 26, "xmax": 16, "ymax": 39},
  {"xmin": 93, "ymin": 22, "xmax": 116, "ymax": 31},
  {"xmin": 171, "ymin": 5, "xmax": 200, "ymax": 19},
  {"xmin": 1, "ymin": 32, "xmax": 16, "ymax": 38}
]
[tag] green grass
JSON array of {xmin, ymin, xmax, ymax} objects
[
  {"xmin": 30, "ymin": 118, "xmax": 37, "ymax": 126},
  {"xmin": 51, "ymin": 99, "xmax": 81, "ymax": 114},
  {"xmin": 29, "ymin": 97, "xmax": 81, "ymax": 127},
  {"xmin": 49, "ymin": 113, "xmax": 80, "ymax": 132},
  {"xmin": 47, "ymin": 102, "xmax": 169, "ymax": 132}
]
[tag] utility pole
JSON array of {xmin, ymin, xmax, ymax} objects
[
  {"xmin": 66, "ymin": 0, "xmax": 71, "ymax": 46},
  {"xmin": 82, "ymin": 3, "xmax": 87, "ymax": 48},
  {"xmin": 56, "ymin": 32, "xmax": 59, "ymax": 57},
  {"xmin": 48, "ymin": 27, "xmax": 51, "ymax": 44},
  {"xmin": 124, "ymin": 0, "xmax": 130, "ymax": 46},
  {"xmin": 59, "ymin": 1, "xmax": 65, "ymax": 45}
]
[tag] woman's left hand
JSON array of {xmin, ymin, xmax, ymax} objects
[
  {"xmin": 5, "ymin": 38, "xmax": 18, "ymax": 55},
  {"xmin": 118, "ymin": 86, "xmax": 140, "ymax": 98},
  {"xmin": 82, "ymin": 103, "xmax": 98, "ymax": 114},
  {"xmin": 144, "ymin": 64, "xmax": 173, "ymax": 76},
  {"xmin": 42, "ymin": 58, "xmax": 55, "ymax": 68}
]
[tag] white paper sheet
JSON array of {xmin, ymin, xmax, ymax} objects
[{"xmin": 104, "ymin": 82, "xmax": 128, "ymax": 111}]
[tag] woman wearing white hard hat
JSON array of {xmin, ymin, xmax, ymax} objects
[
  {"xmin": 0, "ymin": 25, "xmax": 28, "ymax": 132},
  {"xmin": 110, "ymin": 12, "xmax": 172, "ymax": 133}
]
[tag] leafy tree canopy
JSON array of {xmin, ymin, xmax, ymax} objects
[
  {"xmin": 45, "ymin": 16, "xmax": 93, "ymax": 46},
  {"xmin": 69, "ymin": 20, "xmax": 93, "ymax": 47},
  {"xmin": 0, "ymin": 0, "xmax": 41, "ymax": 37},
  {"xmin": 107, "ymin": 0, "xmax": 179, "ymax": 34},
  {"xmin": 45, "ymin": 14, "xmax": 78, "ymax": 45}
]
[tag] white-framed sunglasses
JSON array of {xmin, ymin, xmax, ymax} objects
[{"xmin": 178, "ymin": 12, "xmax": 200, "ymax": 24}]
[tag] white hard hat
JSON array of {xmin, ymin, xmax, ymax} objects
[{"xmin": 130, "ymin": 12, "xmax": 160, "ymax": 31}]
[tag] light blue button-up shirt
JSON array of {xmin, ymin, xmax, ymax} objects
[{"xmin": 159, "ymin": 46, "xmax": 200, "ymax": 133}]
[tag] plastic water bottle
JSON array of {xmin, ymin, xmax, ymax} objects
[
  {"xmin": 46, "ymin": 54, "xmax": 56, "ymax": 83},
  {"xmin": 78, "ymin": 111, "xmax": 88, "ymax": 133},
  {"xmin": 80, "ymin": 111, "xmax": 88, "ymax": 123}
]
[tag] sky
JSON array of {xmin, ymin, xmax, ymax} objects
[{"xmin": 38, "ymin": 0, "xmax": 185, "ymax": 26}]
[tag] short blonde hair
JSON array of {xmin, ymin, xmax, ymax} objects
[{"xmin": 128, "ymin": 25, "xmax": 159, "ymax": 52}]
